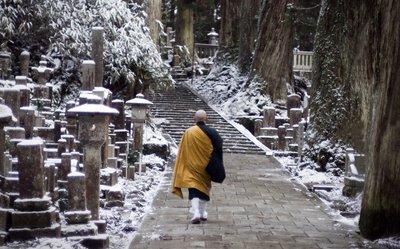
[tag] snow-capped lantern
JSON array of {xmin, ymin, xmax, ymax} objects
[
  {"xmin": 126, "ymin": 93, "xmax": 153, "ymax": 123},
  {"xmin": 207, "ymin": 28, "xmax": 219, "ymax": 45}
]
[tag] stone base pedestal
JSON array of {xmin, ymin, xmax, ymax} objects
[
  {"xmin": 65, "ymin": 210, "xmax": 92, "ymax": 224},
  {"xmin": 9, "ymin": 223, "xmax": 61, "ymax": 241},
  {"xmin": 342, "ymin": 176, "xmax": 364, "ymax": 197},
  {"xmin": 126, "ymin": 166, "xmax": 135, "ymax": 180},
  {"xmin": 11, "ymin": 206, "xmax": 58, "ymax": 229},
  {"xmin": 107, "ymin": 157, "xmax": 118, "ymax": 168},
  {"xmin": 61, "ymin": 222, "xmax": 98, "ymax": 237},
  {"xmin": 0, "ymin": 208, "xmax": 12, "ymax": 232},
  {"xmin": 14, "ymin": 197, "xmax": 50, "ymax": 211},
  {"xmin": 77, "ymin": 234, "xmax": 109, "ymax": 249},
  {"xmin": 0, "ymin": 231, "xmax": 6, "ymax": 245},
  {"xmin": 93, "ymin": 220, "xmax": 107, "ymax": 234},
  {"xmin": 100, "ymin": 168, "xmax": 118, "ymax": 186}
]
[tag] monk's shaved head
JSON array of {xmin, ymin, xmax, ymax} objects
[{"xmin": 194, "ymin": 110, "xmax": 207, "ymax": 122}]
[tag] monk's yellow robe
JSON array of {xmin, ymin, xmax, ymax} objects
[{"xmin": 172, "ymin": 125, "xmax": 213, "ymax": 198}]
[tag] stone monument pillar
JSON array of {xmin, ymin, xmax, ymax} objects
[
  {"xmin": 67, "ymin": 103, "xmax": 118, "ymax": 220},
  {"xmin": 92, "ymin": 27, "xmax": 104, "ymax": 87},
  {"xmin": 81, "ymin": 60, "xmax": 96, "ymax": 91},
  {"xmin": 9, "ymin": 138, "xmax": 61, "ymax": 240},
  {"xmin": 64, "ymin": 172, "xmax": 91, "ymax": 224},
  {"xmin": 263, "ymin": 107, "xmax": 276, "ymax": 127},
  {"xmin": 19, "ymin": 51, "xmax": 30, "ymax": 76}
]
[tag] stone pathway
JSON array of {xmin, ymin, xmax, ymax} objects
[{"xmin": 129, "ymin": 154, "xmax": 364, "ymax": 249}]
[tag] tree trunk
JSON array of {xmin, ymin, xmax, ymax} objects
[
  {"xmin": 249, "ymin": 0, "xmax": 296, "ymax": 103},
  {"xmin": 311, "ymin": 0, "xmax": 400, "ymax": 239},
  {"xmin": 310, "ymin": 0, "xmax": 364, "ymax": 146},
  {"xmin": 175, "ymin": 0, "xmax": 194, "ymax": 56},
  {"xmin": 145, "ymin": 0, "xmax": 163, "ymax": 45},
  {"xmin": 238, "ymin": 0, "xmax": 261, "ymax": 72},
  {"xmin": 358, "ymin": 0, "xmax": 400, "ymax": 239},
  {"xmin": 219, "ymin": 0, "xmax": 242, "ymax": 48}
]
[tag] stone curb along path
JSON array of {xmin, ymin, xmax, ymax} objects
[{"xmin": 129, "ymin": 84, "xmax": 364, "ymax": 249}]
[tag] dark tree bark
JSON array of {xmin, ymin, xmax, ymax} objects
[
  {"xmin": 175, "ymin": 0, "xmax": 195, "ymax": 55},
  {"xmin": 358, "ymin": 0, "xmax": 400, "ymax": 240},
  {"xmin": 219, "ymin": 0, "xmax": 241, "ymax": 48},
  {"xmin": 249, "ymin": 0, "xmax": 297, "ymax": 103},
  {"xmin": 310, "ymin": 0, "xmax": 363, "ymax": 146},
  {"xmin": 238, "ymin": 0, "xmax": 261, "ymax": 72},
  {"xmin": 311, "ymin": 0, "xmax": 400, "ymax": 239}
]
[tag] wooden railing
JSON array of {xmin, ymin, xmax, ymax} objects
[{"xmin": 293, "ymin": 51, "xmax": 314, "ymax": 73}]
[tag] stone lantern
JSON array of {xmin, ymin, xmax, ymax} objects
[
  {"xmin": 67, "ymin": 103, "xmax": 118, "ymax": 220},
  {"xmin": 207, "ymin": 28, "xmax": 219, "ymax": 45},
  {"xmin": 126, "ymin": 94, "xmax": 153, "ymax": 173}
]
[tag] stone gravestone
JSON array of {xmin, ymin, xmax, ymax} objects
[
  {"xmin": 287, "ymin": 94, "xmax": 301, "ymax": 117},
  {"xmin": 263, "ymin": 107, "xmax": 275, "ymax": 127},
  {"xmin": 19, "ymin": 51, "xmax": 30, "ymax": 76},
  {"xmin": 9, "ymin": 138, "xmax": 61, "ymax": 240}
]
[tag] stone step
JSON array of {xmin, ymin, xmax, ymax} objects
[{"xmin": 150, "ymin": 85, "xmax": 265, "ymax": 154}]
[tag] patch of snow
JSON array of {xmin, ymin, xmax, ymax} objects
[
  {"xmin": 17, "ymin": 137, "xmax": 44, "ymax": 146},
  {"xmin": 68, "ymin": 104, "xmax": 119, "ymax": 116}
]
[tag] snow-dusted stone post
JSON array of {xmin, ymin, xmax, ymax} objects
[
  {"xmin": 0, "ymin": 104, "xmax": 14, "ymax": 176},
  {"xmin": 297, "ymin": 120, "xmax": 306, "ymax": 159},
  {"xmin": 19, "ymin": 51, "xmax": 30, "ymax": 76},
  {"xmin": 65, "ymin": 172, "xmax": 91, "ymax": 224},
  {"xmin": 9, "ymin": 138, "xmax": 61, "ymax": 239},
  {"xmin": 17, "ymin": 139, "xmax": 45, "ymax": 198},
  {"xmin": 0, "ymin": 88, "xmax": 21, "ymax": 123},
  {"xmin": 59, "ymin": 153, "xmax": 72, "ymax": 181},
  {"xmin": 15, "ymin": 76, "xmax": 30, "ymax": 107},
  {"xmin": 254, "ymin": 119, "xmax": 263, "ymax": 136},
  {"xmin": 289, "ymin": 108, "xmax": 303, "ymax": 126},
  {"xmin": 81, "ymin": 60, "xmax": 96, "ymax": 91},
  {"xmin": 277, "ymin": 125, "xmax": 286, "ymax": 150},
  {"xmin": 287, "ymin": 94, "xmax": 301, "ymax": 117},
  {"xmin": 263, "ymin": 107, "xmax": 276, "ymax": 127},
  {"xmin": 111, "ymin": 99, "xmax": 125, "ymax": 130},
  {"xmin": 0, "ymin": 52, "xmax": 11, "ymax": 79},
  {"xmin": 126, "ymin": 94, "xmax": 153, "ymax": 173},
  {"xmin": 66, "ymin": 101, "xmax": 78, "ymax": 137},
  {"xmin": 67, "ymin": 103, "xmax": 118, "ymax": 220},
  {"xmin": 19, "ymin": 107, "xmax": 36, "ymax": 139},
  {"xmin": 92, "ymin": 27, "xmax": 104, "ymax": 88}
]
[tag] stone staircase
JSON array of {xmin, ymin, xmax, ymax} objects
[{"xmin": 149, "ymin": 84, "xmax": 265, "ymax": 154}]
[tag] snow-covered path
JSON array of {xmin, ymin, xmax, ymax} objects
[{"xmin": 128, "ymin": 153, "xmax": 365, "ymax": 249}]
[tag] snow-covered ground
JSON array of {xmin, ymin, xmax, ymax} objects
[
  {"xmin": 276, "ymin": 155, "xmax": 361, "ymax": 228},
  {"xmin": 191, "ymin": 57, "xmax": 271, "ymax": 118}
]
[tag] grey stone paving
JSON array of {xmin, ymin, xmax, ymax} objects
[{"xmin": 129, "ymin": 154, "xmax": 365, "ymax": 249}]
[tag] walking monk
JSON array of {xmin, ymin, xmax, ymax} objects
[{"xmin": 172, "ymin": 109, "xmax": 225, "ymax": 224}]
